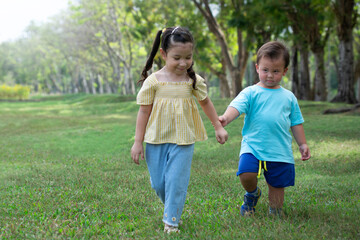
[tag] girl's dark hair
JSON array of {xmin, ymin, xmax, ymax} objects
[
  {"xmin": 139, "ymin": 26, "xmax": 197, "ymax": 89},
  {"xmin": 256, "ymin": 41, "xmax": 290, "ymax": 69}
]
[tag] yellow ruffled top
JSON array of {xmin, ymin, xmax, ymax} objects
[{"xmin": 137, "ymin": 73, "xmax": 208, "ymax": 145}]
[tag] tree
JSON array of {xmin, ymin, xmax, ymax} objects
[
  {"xmin": 331, "ymin": 0, "xmax": 358, "ymax": 103},
  {"xmin": 192, "ymin": 0, "xmax": 249, "ymax": 97},
  {"xmin": 355, "ymin": 25, "xmax": 360, "ymax": 102},
  {"xmin": 305, "ymin": 1, "xmax": 332, "ymax": 101},
  {"xmin": 282, "ymin": 0, "xmax": 332, "ymax": 101},
  {"xmin": 70, "ymin": 0, "xmax": 137, "ymax": 95}
]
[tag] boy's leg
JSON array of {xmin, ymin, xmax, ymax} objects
[
  {"xmin": 264, "ymin": 161, "xmax": 294, "ymax": 216},
  {"xmin": 239, "ymin": 173, "xmax": 262, "ymax": 216},
  {"xmin": 237, "ymin": 153, "xmax": 262, "ymax": 216},
  {"xmin": 239, "ymin": 172, "xmax": 258, "ymax": 192},
  {"xmin": 267, "ymin": 183, "xmax": 284, "ymax": 208}
]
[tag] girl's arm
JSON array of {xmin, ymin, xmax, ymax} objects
[
  {"xmin": 131, "ymin": 104, "xmax": 152, "ymax": 164},
  {"xmin": 291, "ymin": 124, "xmax": 311, "ymax": 161},
  {"xmin": 198, "ymin": 97, "xmax": 228, "ymax": 144},
  {"xmin": 219, "ymin": 106, "xmax": 240, "ymax": 127}
]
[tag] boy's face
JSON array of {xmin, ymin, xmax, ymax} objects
[{"xmin": 256, "ymin": 56, "xmax": 288, "ymax": 89}]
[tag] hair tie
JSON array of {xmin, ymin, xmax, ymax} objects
[
  {"xmin": 162, "ymin": 28, "xmax": 167, "ymax": 33},
  {"xmin": 171, "ymin": 27, "xmax": 179, "ymax": 34}
]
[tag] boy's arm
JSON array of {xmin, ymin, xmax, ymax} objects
[
  {"xmin": 291, "ymin": 124, "xmax": 311, "ymax": 161},
  {"xmin": 131, "ymin": 104, "xmax": 152, "ymax": 164},
  {"xmin": 219, "ymin": 106, "xmax": 240, "ymax": 127},
  {"xmin": 198, "ymin": 97, "xmax": 228, "ymax": 144}
]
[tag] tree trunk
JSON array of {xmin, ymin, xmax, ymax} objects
[
  {"xmin": 291, "ymin": 46, "xmax": 300, "ymax": 98},
  {"xmin": 192, "ymin": 0, "xmax": 247, "ymax": 97},
  {"xmin": 251, "ymin": 60, "xmax": 259, "ymax": 85},
  {"xmin": 97, "ymin": 74, "xmax": 104, "ymax": 94},
  {"xmin": 81, "ymin": 72, "xmax": 90, "ymax": 94},
  {"xmin": 332, "ymin": 56, "xmax": 341, "ymax": 87},
  {"xmin": 123, "ymin": 63, "xmax": 134, "ymax": 95},
  {"xmin": 299, "ymin": 46, "xmax": 311, "ymax": 100},
  {"xmin": 358, "ymin": 77, "xmax": 360, "ymax": 102},
  {"xmin": 219, "ymin": 74, "xmax": 231, "ymax": 98},
  {"xmin": 44, "ymin": 79, "xmax": 52, "ymax": 94},
  {"xmin": 331, "ymin": 0, "xmax": 357, "ymax": 103},
  {"xmin": 50, "ymin": 75, "xmax": 61, "ymax": 94},
  {"xmin": 313, "ymin": 48, "xmax": 327, "ymax": 101},
  {"xmin": 231, "ymin": 68, "xmax": 243, "ymax": 97},
  {"xmin": 355, "ymin": 40, "xmax": 360, "ymax": 102},
  {"xmin": 89, "ymin": 72, "xmax": 96, "ymax": 94},
  {"xmin": 202, "ymin": 57, "xmax": 231, "ymax": 98},
  {"xmin": 331, "ymin": 39, "xmax": 357, "ymax": 103},
  {"xmin": 71, "ymin": 65, "xmax": 80, "ymax": 94},
  {"xmin": 104, "ymin": 76, "xmax": 112, "ymax": 94}
]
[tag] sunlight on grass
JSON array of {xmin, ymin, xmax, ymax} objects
[
  {"xmin": 103, "ymin": 114, "xmax": 132, "ymax": 119},
  {"xmin": 0, "ymin": 95, "xmax": 359, "ymax": 239}
]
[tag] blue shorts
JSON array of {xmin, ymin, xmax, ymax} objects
[{"xmin": 236, "ymin": 153, "xmax": 295, "ymax": 188}]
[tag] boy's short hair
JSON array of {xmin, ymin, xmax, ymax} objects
[{"xmin": 256, "ymin": 41, "xmax": 290, "ymax": 68}]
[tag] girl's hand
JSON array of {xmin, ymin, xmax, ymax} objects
[
  {"xmin": 131, "ymin": 141, "xmax": 144, "ymax": 164},
  {"xmin": 218, "ymin": 115, "xmax": 228, "ymax": 127},
  {"xmin": 299, "ymin": 144, "xmax": 311, "ymax": 161},
  {"xmin": 215, "ymin": 127, "xmax": 228, "ymax": 144}
]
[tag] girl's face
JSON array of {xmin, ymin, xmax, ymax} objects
[
  {"xmin": 160, "ymin": 42, "xmax": 193, "ymax": 76},
  {"xmin": 256, "ymin": 56, "xmax": 288, "ymax": 89}
]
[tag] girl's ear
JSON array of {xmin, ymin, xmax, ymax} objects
[{"xmin": 160, "ymin": 48, "xmax": 166, "ymax": 60}]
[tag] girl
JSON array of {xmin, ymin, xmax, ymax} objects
[{"xmin": 131, "ymin": 26, "xmax": 228, "ymax": 233}]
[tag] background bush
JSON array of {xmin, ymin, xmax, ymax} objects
[{"xmin": 0, "ymin": 84, "xmax": 31, "ymax": 100}]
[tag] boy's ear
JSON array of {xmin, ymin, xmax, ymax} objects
[
  {"xmin": 160, "ymin": 48, "xmax": 166, "ymax": 60},
  {"xmin": 255, "ymin": 64, "xmax": 260, "ymax": 73},
  {"xmin": 283, "ymin": 67, "xmax": 288, "ymax": 75}
]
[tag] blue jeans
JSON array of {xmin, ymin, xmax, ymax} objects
[{"xmin": 146, "ymin": 143, "xmax": 194, "ymax": 227}]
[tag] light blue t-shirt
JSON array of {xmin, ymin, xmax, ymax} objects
[{"xmin": 229, "ymin": 85, "xmax": 304, "ymax": 164}]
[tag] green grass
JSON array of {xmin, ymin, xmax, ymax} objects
[{"xmin": 0, "ymin": 95, "xmax": 359, "ymax": 239}]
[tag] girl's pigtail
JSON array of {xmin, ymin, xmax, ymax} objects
[
  {"xmin": 187, "ymin": 62, "xmax": 197, "ymax": 89},
  {"xmin": 138, "ymin": 30, "xmax": 163, "ymax": 85}
]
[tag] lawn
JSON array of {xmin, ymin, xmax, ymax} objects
[{"xmin": 0, "ymin": 95, "xmax": 359, "ymax": 239}]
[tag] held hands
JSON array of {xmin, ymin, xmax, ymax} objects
[
  {"xmin": 131, "ymin": 141, "xmax": 144, "ymax": 165},
  {"xmin": 218, "ymin": 115, "xmax": 228, "ymax": 127},
  {"xmin": 299, "ymin": 143, "xmax": 311, "ymax": 161},
  {"xmin": 212, "ymin": 119, "xmax": 228, "ymax": 144},
  {"xmin": 215, "ymin": 127, "xmax": 228, "ymax": 144}
]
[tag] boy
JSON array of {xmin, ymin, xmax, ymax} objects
[{"xmin": 219, "ymin": 41, "xmax": 311, "ymax": 216}]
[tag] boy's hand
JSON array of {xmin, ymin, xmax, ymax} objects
[
  {"xmin": 299, "ymin": 144, "xmax": 311, "ymax": 161},
  {"xmin": 215, "ymin": 127, "xmax": 228, "ymax": 144},
  {"xmin": 219, "ymin": 115, "xmax": 228, "ymax": 127},
  {"xmin": 131, "ymin": 142, "xmax": 144, "ymax": 164}
]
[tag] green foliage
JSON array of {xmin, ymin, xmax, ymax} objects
[
  {"xmin": 0, "ymin": 84, "xmax": 31, "ymax": 100},
  {"xmin": 0, "ymin": 0, "xmax": 358, "ymax": 100},
  {"xmin": 0, "ymin": 95, "xmax": 359, "ymax": 238}
]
